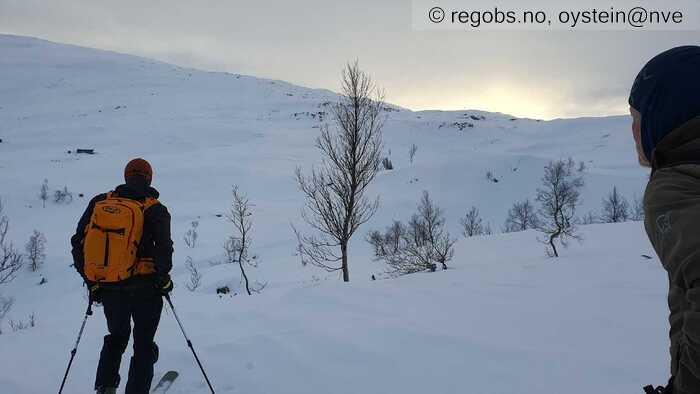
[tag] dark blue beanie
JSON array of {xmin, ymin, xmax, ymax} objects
[{"xmin": 629, "ymin": 46, "xmax": 700, "ymax": 161}]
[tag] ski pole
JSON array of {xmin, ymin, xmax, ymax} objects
[
  {"xmin": 58, "ymin": 300, "xmax": 93, "ymax": 394},
  {"xmin": 164, "ymin": 294, "xmax": 216, "ymax": 394}
]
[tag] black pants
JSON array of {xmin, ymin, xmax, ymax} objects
[{"xmin": 95, "ymin": 288, "xmax": 163, "ymax": 393}]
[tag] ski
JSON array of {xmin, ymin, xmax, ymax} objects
[{"xmin": 151, "ymin": 370, "xmax": 179, "ymax": 393}]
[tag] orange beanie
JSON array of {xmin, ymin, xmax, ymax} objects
[{"xmin": 124, "ymin": 158, "xmax": 153, "ymax": 184}]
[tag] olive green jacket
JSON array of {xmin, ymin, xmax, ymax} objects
[{"xmin": 644, "ymin": 116, "xmax": 700, "ymax": 394}]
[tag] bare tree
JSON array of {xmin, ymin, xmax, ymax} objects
[
  {"xmin": 183, "ymin": 220, "xmax": 199, "ymax": 248},
  {"xmin": 0, "ymin": 200, "xmax": 23, "ymax": 284},
  {"xmin": 368, "ymin": 191, "xmax": 456, "ymax": 275},
  {"xmin": 40, "ymin": 179, "xmax": 49, "ymax": 208},
  {"xmin": 0, "ymin": 200, "xmax": 19, "ymax": 329},
  {"xmin": 413, "ymin": 191, "xmax": 456, "ymax": 270},
  {"xmin": 460, "ymin": 206, "xmax": 490, "ymax": 237},
  {"xmin": 503, "ymin": 199, "xmax": 539, "ymax": 233},
  {"xmin": 226, "ymin": 185, "xmax": 265, "ymax": 295},
  {"xmin": 294, "ymin": 61, "xmax": 385, "ymax": 282},
  {"xmin": 184, "ymin": 256, "xmax": 202, "ymax": 292},
  {"xmin": 600, "ymin": 186, "xmax": 630, "ymax": 223},
  {"xmin": 536, "ymin": 159, "xmax": 584, "ymax": 257},
  {"xmin": 25, "ymin": 230, "xmax": 47, "ymax": 272},
  {"xmin": 409, "ymin": 143, "xmax": 418, "ymax": 165}
]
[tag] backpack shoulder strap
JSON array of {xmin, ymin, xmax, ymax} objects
[
  {"xmin": 143, "ymin": 197, "xmax": 160, "ymax": 211},
  {"xmin": 104, "ymin": 191, "xmax": 157, "ymax": 210},
  {"xmin": 104, "ymin": 191, "xmax": 118, "ymax": 200}
]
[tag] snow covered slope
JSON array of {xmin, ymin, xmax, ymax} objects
[{"xmin": 0, "ymin": 35, "xmax": 664, "ymax": 394}]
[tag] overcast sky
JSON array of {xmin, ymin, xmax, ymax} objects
[{"xmin": 1, "ymin": 0, "xmax": 698, "ymax": 119}]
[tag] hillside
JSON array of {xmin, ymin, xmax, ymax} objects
[{"xmin": 0, "ymin": 35, "xmax": 664, "ymax": 394}]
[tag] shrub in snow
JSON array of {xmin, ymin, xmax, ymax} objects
[
  {"xmin": 0, "ymin": 200, "xmax": 23, "ymax": 284},
  {"xmin": 409, "ymin": 144, "xmax": 418, "ymax": 165},
  {"xmin": 503, "ymin": 199, "xmax": 540, "ymax": 233},
  {"xmin": 460, "ymin": 207, "xmax": 491, "ymax": 237},
  {"xmin": 536, "ymin": 158, "xmax": 584, "ymax": 258},
  {"xmin": 184, "ymin": 256, "xmax": 202, "ymax": 292},
  {"xmin": 579, "ymin": 211, "xmax": 599, "ymax": 225},
  {"xmin": 369, "ymin": 221, "xmax": 435, "ymax": 274},
  {"xmin": 381, "ymin": 157, "xmax": 394, "ymax": 171},
  {"xmin": 486, "ymin": 170, "xmax": 499, "ymax": 183},
  {"xmin": 0, "ymin": 295, "xmax": 13, "ymax": 335},
  {"xmin": 368, "ymin": 191, "xmax": 456, "ymax": 275},
  {"xmin": 25, "ymin": 230, "xmax": 47, "ymax": 272},
  {"xmin": 39, "ymin": 179, "xmax": 49, "ymax": 208},
  {"xmin": 53, "ymin": 186, "xmax": 73, "ymax": 204},
  {"xmin": 216, "ymin": 286, "xmax": 230, "ymax": 295},
  {"xmin": 9, "ymin": 313, "xmax": 35, "ymax": 332},
  {"xmin": 183, "ymin": 220, "xmax": 199, "ymax": 248},
  {"xmin": 632, "ymin": 197, "xmax": 645, "ymax": 221}
]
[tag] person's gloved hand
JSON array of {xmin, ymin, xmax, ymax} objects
[
  {"xmin": 154, "ymin": 275, "xmax": 174, "ymax": 295},
  {"xmin": 88, "ymin": 283, "xmax": 102, "ymax": 304}
]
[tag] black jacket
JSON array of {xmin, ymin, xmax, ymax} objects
[{"xmin": 71, "ymin": 183, "xmax": 174, "ymax": 287}]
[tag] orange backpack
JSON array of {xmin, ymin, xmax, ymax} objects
[{"xmin": 83, "ymin": 192, "xmax": 159, "ymax": 283}]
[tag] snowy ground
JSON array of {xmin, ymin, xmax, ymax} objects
[{"xmin": 0, "ymin": 35, "xmax": 666, "ymax": 393}]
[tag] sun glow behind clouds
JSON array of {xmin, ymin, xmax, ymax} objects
[
  {"xmin": 456, "ymin": 83, "xmax": 556, "ymax": 120},
  {"xmin": 394, "ymin": 82, "xmax": 628, "ymax": 120}
]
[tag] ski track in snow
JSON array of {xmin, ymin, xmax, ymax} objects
[{"xmin": 0, "ymin": 35, "xmax": 665, "ymax": 394}]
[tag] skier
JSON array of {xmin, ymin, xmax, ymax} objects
[
  {"xmin": 629, "ymin": 46, "xmax": 700, "ymax": 394},
  {"xmin": 71, "ymin": 158, "xmax": 174, "ymax": 394}
]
